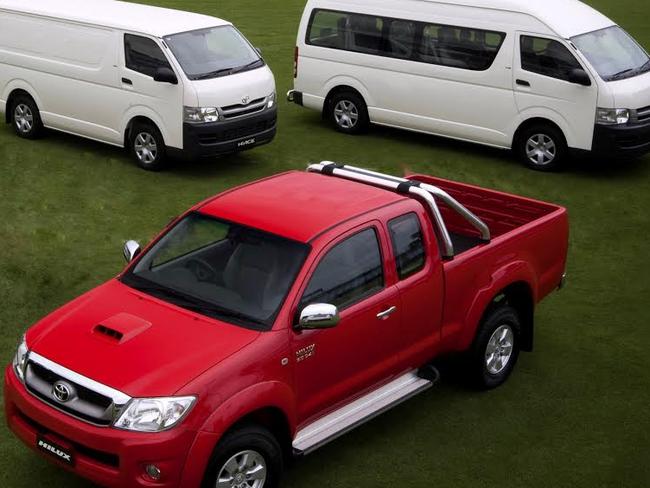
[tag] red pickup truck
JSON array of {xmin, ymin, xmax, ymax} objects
[{"xmin": 5, "ymin": 163, "xmax": 568, "ymax": 488}]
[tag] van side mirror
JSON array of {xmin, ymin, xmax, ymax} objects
[
  {"xmin": 154, "ymin": 67, "xmax": 178, "ymax": 85},
  {"xmin": 568, "ymin": 68, "xmax": 591, "ymax": 86},
  {"xmin": 298, "ymin": 304, "xmax": 340, "ymax": 330},
  {"xmin": 123, "ymin": 240, "xmax": 141, "ymax": 263}
]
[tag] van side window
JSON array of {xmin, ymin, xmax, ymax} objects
[
  {"xmin": 308, "ymin": 10, "xmax": 383, "ymax": 55},
  {"xmin": 520, "ymin": 36, "xmax": 582, "ymax": 81},
  {"xmin": 388, "ymin": 213, "xmax": 426, "ymax": 279},
  {"xmin": 300, "ymin": 228, "xmax": 384, "ymax": 310},
  {"xmin": 124, "ymin": 34, "xmax": 172, "ymax": 77},
  {"xmin": 387, "ymin": 20, "xmax": 417, "ymax": 59}
]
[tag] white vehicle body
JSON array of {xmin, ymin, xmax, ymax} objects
[
  {"xmin": 291, "ymin": 0, "xmax": 650, "ymax": 161},
  {"xmin": 0, "ymin": 0, "xmax": 277, "ymax": 160}
]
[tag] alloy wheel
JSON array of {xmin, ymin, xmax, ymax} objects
[
  {"xmin": 485, "ymin": 324, "xmax": 514, "ymax": 375},
  {"xmin": 334, "ymin": 100, "xmax": 359, "ymax": 129},
  {"xmin": 216, "ymin": 450, "xmax": 267, "ymax": 488},
  {"xmin": 525, "ymin": 133, "xmax": 557, "ymax": 166},
  {"xmin": 14, "ymin": 104, "xmax": 34, "ymax": 134},
  {"xmin": 134, "ymin": 132, "xmax": 158, "ymax": 165}
]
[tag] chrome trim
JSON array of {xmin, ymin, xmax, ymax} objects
[
  {"xmin": 28, "ymin": 352, "xmax": 131, "ymax": 406},
  {"xmin": 287, "ymin": 89, "xmax": 295, "ymax": 102},
  {"xmin": 376, "ymin": 305, "xmax": 397, "ymax": 320},
  {"xmin": 299, "ymin": 303, "xmax": 340, "ymax": 329}
]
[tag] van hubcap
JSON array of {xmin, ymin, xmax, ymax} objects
[
  {"xmin": 134, "ymin": 132, "xmax": 158, "ymax": 164},
  {"xmin": 216, "ymin": 450, "xmax": 267, "ymax": 488},
  {"xmin": 14, "ymin": 104, "xmax": 34, "ymax": 133},
  {"xmin": 334, "ymin": 100, "xmax": 359, "ymax": 129},
  {"xmin": 485, "ymin": 325, "xmax": 514, "ymax": 375},
  {"xmin": 526, "ymin": 134, "xmax": 556, "ymax": 166}
]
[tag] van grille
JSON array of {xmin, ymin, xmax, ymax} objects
[
  {"xmin": 636, "ymin": 105, "xmax": 650, "ymax": 122},
  {"xmin": 221, "ymin": 97, "xmax": 266, "ymax": 120}
]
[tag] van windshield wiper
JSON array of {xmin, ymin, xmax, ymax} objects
[
  {"xmin": 230, "ymin": 59, "xmax": 264, "ymax": 74},
  {"xmin": 608, "ymin": 68, "xmax": 634, "ymax": 80},
  {"xmin": 194, "ymin": 68, "xmax": 234, "ymax": 80}
]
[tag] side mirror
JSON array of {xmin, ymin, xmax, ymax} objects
[
  {"xmin": 153, "ymin": 67, "xmax": 178, "ymax": 85},
  {"xmin": 568, "ymin": 68, "xmax": 591, "ymax": 86},
  {"xmin": 298, "ymin": 303, "xmax": 340, "ymax": 330},
  {"xmin": 123, "ymin": 240, "xmax": 141, "ymax": 263}
]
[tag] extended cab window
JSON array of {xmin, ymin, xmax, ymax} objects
[
  {"xmin": 521, "ymin": 36, "xmax": 582, "ymax": 81},
  {"xmin": 388, "ymin": 213, "xmax": 426, "ymax": 279},
  {"xmin": 124, "ymin": 34, "xmax": 172, "ymax": 77},
  {"xmin": 301, "ymin": 228, "xmax": 383, "ymax": 309}
]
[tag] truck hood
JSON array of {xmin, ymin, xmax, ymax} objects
[
  {"xmin": 26, "ymin": 280, "xmax": 260, "ymax": 398},
  {"xmin": 610, "ymin": 70, "xmax": 650, "ymax": 110},
  {"xmin": 193, "ymin": 65, "xmax": 275, "ymax": 108}
]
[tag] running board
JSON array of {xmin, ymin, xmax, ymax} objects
[{"xmin": 292, "ymin": 370, "xmax": 436, "ymax": 455}]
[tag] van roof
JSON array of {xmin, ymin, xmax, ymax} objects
[{"xmin": 0, "ymin": 0, "xmax": 229, "ymax": 38}]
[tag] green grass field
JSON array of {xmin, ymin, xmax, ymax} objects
[{"xmin": 1, "ymin": 0, "xmax": 649, "ymax": 486}]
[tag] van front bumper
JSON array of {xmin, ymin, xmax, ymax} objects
[
  {"xmin": 4, "ymin": 366, "xmax": 218, "ymax": 488},
  {"xmin": 591, "ymin": 121, "xmax": 650, "ymax": 159},
  {"xmin": 176, "ymin": 107, "xmax": 277, "ymax": 160}
]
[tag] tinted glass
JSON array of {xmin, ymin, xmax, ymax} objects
[
  {"xmin": 572, "ymin": 26, "xmax": 650, "ymax": 82},
  {"xmin": 122, "ymin": 213, "xmax": 310, "ymax": 330},
  {"xmin": 521, "ymin": 36, "xmax": 582, "ymax": 81},
  {"xmin": 388, "ymin": 214, "xmax": 426, "ymax": 279},
  {"xmin": 164, "ymin": 26, "xmax": 263, "ymax": 80},
  {"xmin": 307, "ymin": 9, "xmax": 505, "ymax": 71},
  {"xmin": 124, "ymin": 34, "xmax": 171, "ymax": 77},
  {"xmin": 301, "ymin": 228, "xmax": 383, "ymax": 309}
]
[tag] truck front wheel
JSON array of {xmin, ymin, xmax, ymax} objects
[
  {"xmin": 202, "ymin": 424, "xmax": 283, "ymax": 488},
  {"xmin": 469, "ymin": 305, "xmax": 521, "ymax": 389}
]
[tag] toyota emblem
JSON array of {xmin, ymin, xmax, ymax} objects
[
  {"xmin": 241, "ymin": 96, "xmax": 250, "ymax": 105},
  {"xmin": 52, "ymin": 381, "xmax": 72, "ymax": 403}
]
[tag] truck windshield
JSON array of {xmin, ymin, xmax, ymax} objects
[
  {"xmin": 164, "ymin": 26, "xmax": 264, "ymax": 80},
  {"xmin": 571, "ymin": 26, "xmax": 650, "ymax": 82},
  {"xmin": 121, "ymin": 213, "xmax": 309, "ymax": 330}
]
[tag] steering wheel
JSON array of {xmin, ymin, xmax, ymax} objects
[{"xmin": 185, "ymin": 258, "xmax": 217, "ymax": 282}]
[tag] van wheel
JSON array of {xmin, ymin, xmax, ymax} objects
[
  {"xmin": 468, "ymin": 305, "xmax": 520, "ymax": 390},
  {"xmin": 129, "ymin": 122, "xmax": 166, "ymax": 171},
  {"xmin": 202, "ymin": 425, "xmax": 282, "ymax": 488},
  {"xmin": 516, "ymin": 124, "xmax": 567, "ymax": 171},
  {"xmin": 11, "ymin": 95, "xmax": 43, "ymax": 139},
  {"xmin": 329, "ymin": 91, "xmax": 369, "ymax": 134}
]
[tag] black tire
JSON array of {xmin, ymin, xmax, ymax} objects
[
  {"xmin": 468, "ymin": 305, "xmax": 521, "ymax": 390},
  {"xmin": 202, "ymin": 425, "xmax": 283, "ymax": 488},
  {"xmin": 10, "ymin": 94, "xmax": 44, "ymax": 139},
  {"xmin": 515, "ymin": 123, "xmax": 567, "ymax": 171},
  {"xmin": 129, "ymin": 122, "xmax": 167, "ymax": 171},
  {"xmin": 328, "ymin": 91, "xmax": 370, "ymax": 134}
]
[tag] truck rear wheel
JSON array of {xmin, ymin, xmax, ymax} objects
[
  {"xmin": 202, "ymin": 425, "xmax": 283, "ymax": 488},
  {"xmin": 469, "ymin": 305, "xmax": 521, "ymax": 389}
]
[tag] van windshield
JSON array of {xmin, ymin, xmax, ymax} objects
[
  {"xmin": 164, "ymin": 26, "xmax": 264, "ymax": 80},
  {"xmin": 571, "ymin": 26, "xmax": 650, "ymax": 82}
]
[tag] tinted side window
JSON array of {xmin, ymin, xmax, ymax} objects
[
  {"xmin": 124, "ymin": 34, "xmax": 171, "ymax": 77},
  {"xmin": 387, "ymin": 19, "xmax": 417, "ymax": 59},
  {"xmin": 301, "ymin": 228, "xmax": 384, "ymax": 309},
  {"xmin": 388, "ymin": 214, "xmax": 426, "ymax": 279},
  {"xmin": 308, "ymin": 10, "xmax": 383, "ymax": 55},
  {"xmin": 521, "ymin": 36, "xmax": 582, "ymax": 81}
]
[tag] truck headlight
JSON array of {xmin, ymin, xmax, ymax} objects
[
  {"xmin": 184, "ymin": 106, "xmax": 220, "ymax": 123},
  {"xmin": 596, "ymin": 108, "xmax": 630, "ymax": 125},
  {"xmin": 114, "ymin": 396, "xmax": 196, "ymax": 432},
  {"xmin": 12, "ymin": 336, "xmax": 29, "ymax": 383}
]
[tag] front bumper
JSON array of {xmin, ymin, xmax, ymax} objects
[
  {"xmin": 4, "ymin": 366, "xmax": 217, "ymax": 488},
  {"xmin": 175, "ymin": 106, "xmax": 277, "ymax": 160},
  {"xmin": 591, "ymin": 121, "xmax": 650, "ymax": 159}
]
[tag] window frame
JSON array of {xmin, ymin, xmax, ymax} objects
[
  {"xmin": 305, "ymin": 8, "xmax": 507, "ymax": 72},
  {"xmin": 298, "ymin": 226, "xmax": 386, "ymax": 313},
  {"xmin": 519, "ymin": 34, "xmax": 584, "ymax": 82},
  {"xmin": 387, "ymin": 212, "xmax": 427, "ymax": 280},
  {"xmin": 123, "ymin": 33, "xmax": 173, "ymax": 78}
]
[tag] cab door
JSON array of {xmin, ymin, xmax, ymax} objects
[
  {"xmin": 291, "ymin": 224, "xmax": 403, "ymax": 423},
  {"xmin": 513, "ymin": 33, "xmax": 598, "ymax": 150}
]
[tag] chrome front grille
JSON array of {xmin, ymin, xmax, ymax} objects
[
  {"xmin": 24, "ymin": 352, "xmax": 131, "ymax": 426},
  {"xmin": 636, "ymin": 105, "xmax": 650, "ymax": 122},
  {"xmin": 220, "ymin": 97, "xmax": 266, "ymax": 120}
]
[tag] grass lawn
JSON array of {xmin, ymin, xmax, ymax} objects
[{"xmin": 1, "ymin": 0, "xmax": 649, "ymax": 486}]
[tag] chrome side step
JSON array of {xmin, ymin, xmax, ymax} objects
[{"xmin": 292, "ymin": 370, "xmax": 435, "ymax": 454}]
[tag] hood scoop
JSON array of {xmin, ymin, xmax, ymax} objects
[{"xmin": 92, "ymin": 313, "xmax": 152, "ymax": 344}]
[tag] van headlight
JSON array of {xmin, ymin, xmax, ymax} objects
[
  {"xmin": 114, "ymin": 396, "xmax": 196, "ymax": 432},
  {"xmin": 266, "ymin": 91, "xmax": 276, "ymax": 109},
  {"xmin": 596, "ymin": 108, "xmax": 630, "ymax": 125},
  {"xmin": 12, "ymin": 336, "xmax": 29, "ymax": 383},
  {"xmin": 184, "ymin": 106, "xmax": 220, "ymax": 123}
]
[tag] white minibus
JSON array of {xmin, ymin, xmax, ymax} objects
[
  {"xmin": 289, "ymin": 0, "xmax": 650, "ymax": 170},
  {"xmin": 0, "ymin": 0, "xmax": 277, "ymax": 170}
]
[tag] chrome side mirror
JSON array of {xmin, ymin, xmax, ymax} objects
[
  {"xmin": 298, "ymin": 303, "xmax": 340, "ymax": 330},
  {"xmin": 123, "ymin": 240, "xmax": 141, "ymax": 263}
]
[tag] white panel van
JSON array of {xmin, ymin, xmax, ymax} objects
[
  {"xmin": 289, "ymin": 0, "xmax": 650, "ymax": 171},
  {"xmin": 0, "ymin": 0, "xmax": 277, "ymax": 170}
]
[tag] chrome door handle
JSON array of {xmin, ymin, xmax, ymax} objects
[{"xmin": 377, "ymin": 306, "xmax": 397, "ymax": 320}]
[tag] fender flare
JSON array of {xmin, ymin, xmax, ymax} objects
[
  {"xmin": 120, "ymin": 106, "xmax": 170, "ymax": 148},
  {"xmin": 321, "ymin": 75, "xmax": 374, "ymax": 110}
]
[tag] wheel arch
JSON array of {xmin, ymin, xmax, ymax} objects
[
  {"xmin": 483, "ymin": 281, "xmax": 535, "ymax": 352},
  {"xmin": 322, "ymin": 83, "xmax": 369, "ymax": 119},
  {"xmin": 4, "ymin": 85, "xmax": 42, "ymax": 124},
  {"xmin": 123, "ymin": 115, "xmax": 165, "ymax": 148},
  {"xmin": 512, "ymin": 116, "xmax": 570, "ymax": 150}
]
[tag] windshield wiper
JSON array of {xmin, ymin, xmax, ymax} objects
[
  {"xmin": 230, "ymin": 59, "xmax": 264, "ymax": 75},
  {"xmin": 194, "ymin": 68, "xmax": 234, "ymax": 80},
  {"xmin": 609, "ymin": 68, "xmax": 634, "ymax": 80}
]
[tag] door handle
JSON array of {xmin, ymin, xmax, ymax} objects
[
  {"xmin": 121, "ymin": 77, "xmax": 133, "ymax": 85},
  {"xmin": 377, "ymin": 306, "xmax": 397, "ymax": 320},
  {"xmin": 516, "ymin": 79, "xmax": 531, "ymax": 87}
]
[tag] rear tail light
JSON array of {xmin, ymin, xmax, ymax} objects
[{"xmin": 294, "ymin": 46, "xmax": 299, "ymax": 78}]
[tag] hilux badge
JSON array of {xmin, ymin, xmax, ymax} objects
[{"xmin": 52, "ymin": 381, "xmax": 72, "ymax": 403}]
